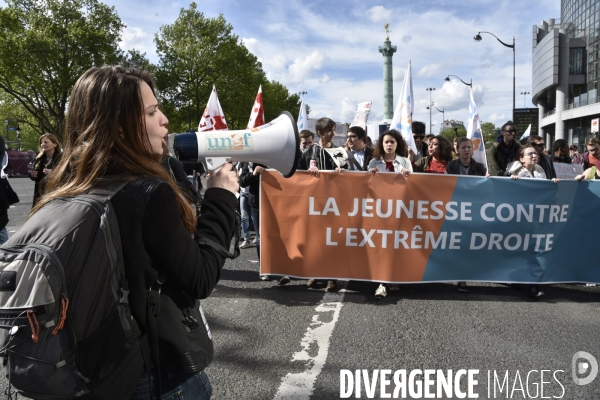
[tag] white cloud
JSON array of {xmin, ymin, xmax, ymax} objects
[
  {"xmin": 286, "ymin": 51, "xmax": 326, "ymax": 83},
  {"xmin": 99, "ymin": 0, "xmax": 561, "ymax": 129},
  {"xmin": 367, "ymin": 6, "xmax": 392, "ymax": 23},
  {"xmin": 120, "ymin": 26, "xmax": 154, "ymax": 55}
]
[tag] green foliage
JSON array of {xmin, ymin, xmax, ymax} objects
[
  {"xmin": 439, "ymin": 127, "xmax": 466, "ymax": 141},
  {"xmin": 154, "ymin": 3, "xmax": 299, "ymax": 131},
  {"xmin": 481, "ymin": 122, "xmax": 498, "ymax": 145},
  {"xmin": 119, "ymin": 49, "xmax": 156, "ymax": 74},
  {"xmin": 154, "ymin": 4, "xmax": 256, "ymax": 131},
  {"xmin": 262, "ymin": 80, "xmax": 301, "ymax": 123},
  {"xmin": 0, "ymin": 0, "xmax": 124, "ymax": 140}
]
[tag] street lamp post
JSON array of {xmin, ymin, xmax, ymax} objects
[
  {"xmin": 427, "ymin": 105, "xmax": 445, "ymax": 132},
  {"xmin": 445, "ymin": 75, "xmax": 472, "ymax": 88},
  {"xmin": 474, "ymin": 32, "xmax": 515, "ymax": 121},
  {"xmin": 520, "ymin": 91, "xmax": 530, "ymax": 108},
  {"xmin": 426, "ymin": 87, "xmax": 435, "ymax": 134}
]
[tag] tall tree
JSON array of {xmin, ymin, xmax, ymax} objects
[
  {"xmin": 481, "ymin": 122, "xmax": 498, "ymax": 145},
  {"xmin": 154, "ymin": 3, "xmax": 299, "ymax": 132},
  {"xmin": 154, "ymin": 4, "xmax": 239, "ymax": 132},
  {"xmin": 0, "ymin": 0, "xmax": 124, "ymax": 140},
  {"xmin": 262, "ymin": 80, "xmax": 301, "ymax": 123},
  {"xmin": 440, "ymin": 127, "xmax": 467, "ymax": 141},
  {"xmin": 119, "ymin": 49, "xmax": 156, "ymax": 74}
]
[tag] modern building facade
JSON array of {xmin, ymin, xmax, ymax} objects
[{"xmin": 532, "ymin": 0, "xmax": 600, "ymax": 149}]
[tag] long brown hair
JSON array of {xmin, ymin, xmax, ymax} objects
[
  {"xmin": 34, "ymin": 133, "xmax": 62, "ymax": 168},
  {"xmin": 32, "ymin": 66, "xmax": 196, "ymax": 233},
  {"xmin": 373, "ymin": 129, "xmax": 408, "ymax": 159}
]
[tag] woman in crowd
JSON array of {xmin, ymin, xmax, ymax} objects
[
  {"xmin": 506, "ymin": 145, "xmax": 558, "ymax": 298},
  {"xmin": 445, "ymin": 137, "xmax": 488, "ymax": 292},
  {"xmin": 28, "ymin": 133, "xmax": 62, "ymax": 206},
  {"xmin": 367, "ymin": 129, "xmax": 411, "ymax": 298},
  {"xmin": 33, "ymin": 66, "xmax": 238, "ymax": 399},
  {"xmin": 413, "ymin": 135, "xmax": 454, "ymax": 173}
]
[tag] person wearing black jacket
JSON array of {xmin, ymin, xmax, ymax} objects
[{"xmin": 32, "ymin": 66, "xmax": 239, "ymax": 399}]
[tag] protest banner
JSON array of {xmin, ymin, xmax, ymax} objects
[
  {"xmin": 350, "ymin": 101, "xmax": 372, "ymax": 129},
  {"xmin": 260, "ymin": 170, "xmax": 600, "ymax": 284}
]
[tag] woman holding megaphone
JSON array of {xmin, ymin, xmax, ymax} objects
[{"xmin": 31, "ymin": 66, "xmax": 239, "ymax": 399}]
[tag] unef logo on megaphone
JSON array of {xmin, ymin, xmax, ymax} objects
[
  {"xmin": 175, "ymin": 111, "xmax": 300, "ymax": 178},
  {"xmin": 572, "ymin": 351, "xmax": 598, "ymax": 386},
  {"xmin": 204, "ymin": 132, "xmax": 254, "ymax": 152}
]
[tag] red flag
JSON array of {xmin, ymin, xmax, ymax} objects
[
  {"xmin": 198, "ymin": 85, "xmax": 228, "ymax": 131},
  {"xmin": 247, "ymin": 85, "xmax": 265, "ymax": 129}
]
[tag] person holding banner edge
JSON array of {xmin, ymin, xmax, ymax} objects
[
  {"xmin": 506, "ymin": 145, "xmax": 559, "ymax": 298},
  {"xmin": 367, "ymin": 129, "xmax": 412, "ymax": 298},
  {"xmin": 298, "ymin": 117, "xmax": 347, "ymax": 291},
  {"xmin": 446, "ymin": 137, "xmax": 489, "ymax": 292}
]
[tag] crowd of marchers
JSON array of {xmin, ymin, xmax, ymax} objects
[{"xmin": 246, "ymin": 117, "xmax": 599, "ymax": 300}]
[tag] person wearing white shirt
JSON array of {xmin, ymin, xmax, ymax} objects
[
  {"xmin": 367, "ymin": 129, "xmax": 412, "ymax": 298},
  {"xmin": 346, "ymin": 126, "xmax": 373, "ymax": 171}
]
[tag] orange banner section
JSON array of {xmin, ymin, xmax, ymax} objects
[{"xmin": 260, "ymin": 170, "xmax": 458, "ymax": 282}]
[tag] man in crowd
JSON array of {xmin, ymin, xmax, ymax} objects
[
  {"xmin": 487, "ymin": 121, "xmax": 521, "ymax": 176},
  {"xmin": 345, "ymin": 126, "xmax": 373, "ymax": 171},
  {"xmin": 299, "ymin": 129, "xmax": 314, "ymax": 152},
  {"xmin": 527, "ymin": 135, "xmax": 557, "ymax": 179},
  {"xmin": 551, "ymin": 139, "xmax": 572, "ymax": 164},
  {"xmin": 573, "ymin": 137, "xmax": 600, "ymax": 169},
  {"xmin": 298, "ymin": 117, "xmax": 347, "ymax": 291},
  {"xmin": 409, "ymin": 121, "xmax": 427, "ymax": 163}
]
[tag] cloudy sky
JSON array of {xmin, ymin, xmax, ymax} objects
[{"xmin": 31, "ymin": 0, "xmax": 567, "ymax": 130}]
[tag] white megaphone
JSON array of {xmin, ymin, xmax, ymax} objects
[{"xmin": 175, "ymin": 111, "xmax": 301, "ymax": 178}]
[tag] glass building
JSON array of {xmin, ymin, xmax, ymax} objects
[{"xmin": 532, "ymin": 0, "xmax": 600, "ymax": 149}]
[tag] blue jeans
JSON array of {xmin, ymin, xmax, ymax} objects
[
  {"xmin": 130, "ymin": 370, "xmax": 212, "ymax": 400},
  {"xmin": 240, "ymin": 193, "xmax": 251, "ymax": 240},
  {"xmin": 251, "ymin": 210, "xmax": 260, "ymax": 260},
  {"xmin": 0, "ymin": 228, "xmax": 8, "ymax": 245}
]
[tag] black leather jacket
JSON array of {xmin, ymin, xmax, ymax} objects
[{"xmin": 111, "ymin": 177, "xmax": 236, "ymax": 391}]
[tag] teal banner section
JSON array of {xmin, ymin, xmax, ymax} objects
[{"xmin": 422, "ymin": 177, "xmax": 599, "ymax": 284}]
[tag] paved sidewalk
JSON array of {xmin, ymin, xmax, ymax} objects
[{"xmin": 5, "ymin": 175, "xmax": 35, "ymax": 236}]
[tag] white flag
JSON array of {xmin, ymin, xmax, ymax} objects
[
  {"xmin": 390, "ymin": 60, "xmax": 417, "ymax": 154},
  {"xmin": 520, "ymin": 124, "xmax": 531, "ymax": 140},
  {"xmin": 466, "ymin": 88, "xmax": 487, "ymax": 166},
  {"xmin": 198, "ymin": 85, "xmax": 228, "ymax": 131},
  {"xmin": 297, "ymin": 98, "xmax": 307, "ymax": 131}
]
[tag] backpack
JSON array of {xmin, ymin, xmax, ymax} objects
[{"xmin": 0, "ymin": 180, "xmax": 152, "ymax": 399}]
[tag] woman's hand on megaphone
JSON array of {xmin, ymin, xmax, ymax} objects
[{"xmin": 206, "ymin": 162, "xmax": 239, "ymax": 194}]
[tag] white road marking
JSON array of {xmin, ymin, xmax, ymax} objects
[{"xmin": 273, "ymin": 283, "xmax": 346, "ymax": 400}]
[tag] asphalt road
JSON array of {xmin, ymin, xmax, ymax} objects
[{"xmin": 2, "ymin": 177, "xmax": 599, "ymax": 399}]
